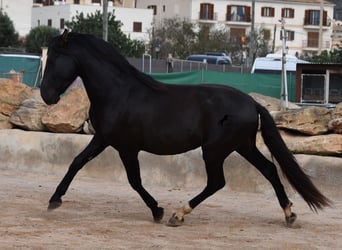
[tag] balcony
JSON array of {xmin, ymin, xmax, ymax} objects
[
  {"xmin": 198, "ymin": 12, "xmax": 218, "ymax": 23},
  {"xmin": 302, "ymin": 40, "xmax": 331, "ymax": 50},
  {"xmin": 303, "ymin": 18, "xmax": 331, "ymax": 29},
  {"xmin": 226, "ymin": 13, "xmax": 251, "ymax": 25}
]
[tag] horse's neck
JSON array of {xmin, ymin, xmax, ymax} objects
[{"xmin": 79, "ymin": 69, "xmax": 140, "ymax": 105}]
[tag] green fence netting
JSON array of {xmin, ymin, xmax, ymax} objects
[
  {"xmin": 0, "ymin": 54, "xmax": 41, "ymax": 87},
  {"xmin": 151, "ymin": 71, "xmax": 297, "ymax": 101}
]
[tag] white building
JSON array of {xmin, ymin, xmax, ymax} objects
[
  {"xmin": 136, "ymin": 0, "xmax": 335, "ymax": 56},
  {"xmin": 1, "ymin": 0, "xmax": 33, "ymax": 37},
  {"xmin": 31, "ymin": 3, "xmax": 153, "ymax": 42}
]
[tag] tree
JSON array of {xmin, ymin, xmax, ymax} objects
[
  {"xmin": 65, "ymin": 10, "xmax": 145, "ymax": 57},
  {"xmin": 0, "ymin": 10, "xmax": 19, "ymax": 47},
  {"xmin": 25, "ymin": 26, "xmax": 60, "ymax": 54},
  {"xmin": 309, "ymin": 47, "xmax": 342, "ymax": 63},
  {"xmin": 152, "ymin": 17, "xmax": 197, "ymax": 59},
  {"xmin": 151, "ymin": 17, "xmax": 270, "ymax": 64}
]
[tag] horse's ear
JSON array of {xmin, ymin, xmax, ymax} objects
[{"xmin": 62, "ymin": 29, "xmax": 69, "ymax": 43}]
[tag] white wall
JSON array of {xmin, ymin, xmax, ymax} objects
[
  {"xmin": 31, "ymin": 4, "xmax": 153, "ymax": 42},
  {"xmin": 1, "ymin": 0, "xmax": 32, "ymax": 37},
  {"xmin": 136, "ymin": 0, "xmax": 335, "ymax": 55}
]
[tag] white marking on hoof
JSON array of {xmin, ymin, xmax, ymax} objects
[
  {"xmin": 283, "ymin": 201, "xmax": 293, "ymax": 218},
  {"xmin": 175, "ymin": 203, "xmax": 192, "ymax": 219}
]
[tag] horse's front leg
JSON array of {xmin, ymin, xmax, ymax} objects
[
  {"xmin": 119, "ymin": 150, "xmax": 164, "ymax": 223},
  {"xmin": 48, "ymin": 135, "xmax": 106, "ymax": 210}
]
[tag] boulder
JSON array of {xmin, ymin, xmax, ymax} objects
[
  {"xmin": 0, "ymin": 113, "xmax": 12, "ymax": 129},
  {"xmin": 249, "ymin": 92, "xmax": 300, "ymax": 112},
  {"xmin": 328, "ymin": 118, "xmax": 342, "ymax": 134},
  {"xmin": 332, "ymin": 102, "xmax": 342, "ymax": 119},
  {"xmin": 42, "ymin": 87, "xmax": 90, "ymax": 133},
  {"xmin": 256, "ymin": 131, "xmax": 342, "ymax": 156},
  {"xmin": 0, "ymin": 78, "xmax": 33, "ymax": 116},
  {"xmin": 280, "ymin": 131, "xmax": 342, "ymax": 156},
  {"xmin": 329, "ymin": 103, "xmax": 342, "ymax": 134},
  {"xmin": 272, "ymin": 106, "xmax": 332, "ymax": 135},
  {"xmin": 9, "ymin": 98, "xmax": 48, "ymax": 131}
]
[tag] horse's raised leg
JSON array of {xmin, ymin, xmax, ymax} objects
[
  {"xmin": 48, "ymin": 135, "xmax": 106, "ymax": 210},
  {"xmin": 119, "ymin": 150, "xmax": 164, "ymax": 223},
  {"xmin": 167, "ymin": 149, "xmax": 226, "ymax": 227},
  {"xmin": 237, "ymin": 146, "xmax": 297, "ymax": 226}
]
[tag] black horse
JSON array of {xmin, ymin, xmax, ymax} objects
[{"xmin": 40, "ymin": 30, "xmax": 330, "ymax": 227}]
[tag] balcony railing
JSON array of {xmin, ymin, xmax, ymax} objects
[
  {"xmin": 226, "ymin": 14, "xmax": 251, "ymax": 22},
  {"xmin": 302, "ymin": 40, "xmax": 331, "ymax": 49},
  {"xmin": 303, "ymin": 18, "xmax": 331, "ymax": 27},
  {"xmin": 199, "ymin": 12, "xmax": 218, "ymax": 21}
]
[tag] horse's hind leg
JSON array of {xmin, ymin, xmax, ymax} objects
[
  {"xmin": 48, "ymin": 135, "xmax": 106, "ymax": 210},
  {"xmin": 167, "ymin": 149, "xmax": 226, "ymax": 227},
  {"xmin": 119, "ymin": 150, "xmax": 164, "ymax": 223},
  {"xmin": 237, "ymin": 146, "xmax": 297, "ymax": 226}
]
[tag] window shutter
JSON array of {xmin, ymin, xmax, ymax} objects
[
  {"xmin": 246, "ymin": 6, "xmax": 251, "ymax": 21},
  {"xmin": 208, "ymin": 4, "xmax": 214, "ymax": 20},
  {"xmin": 227, "ymin": 5, "xmax": 231, "ymax": 20},
  {"xmin": 323, "ymin": 10, "xmax": 327, "ymax": 26},
  {"xmin": 304, "ymin": 10, "xmax": 310, "ymax": 25}
]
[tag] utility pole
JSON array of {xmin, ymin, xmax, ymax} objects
[
  {"xmin": 280, "ymin": 18, "xmax": 288, "ymax": 111},
  {"xmin": 102, "ymin": 0, "xmax": 108, "ymax": 42},
  {"xmin": 248, "ymin": 0, "xmax": 255, "ymax": 67},
  {"xmin": 318, "ymin": 0, "xmax": 324, "ymax": 53}
]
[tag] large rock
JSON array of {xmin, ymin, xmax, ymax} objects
[
  {"xmin": 0, "ymin": 78, "xmax": 33, "ymax": 116},
  {"xmin": 0, "ymin": 113, "xmax": 12, "ymax": 129},
  {"xmin": 329, "ymin": 103, "xmax": 342, "ymax": 134},
  {"xmin": 9, "ymin": 98, "xmax": 48, "ymax": 131},
  {"xmin": 280, "ymin": 131, "xmax": 342, "ymax": 156},
  {"xmin": 249, "ymin": 92, "xmax": 300, "ymax": 112},
  {"xmin": 42, "ymin": 87, "xmax": 90, "ymax": 133},
  {"xmin": 273, "ymin": 106, "xmax": 332, "ymax": 135}
]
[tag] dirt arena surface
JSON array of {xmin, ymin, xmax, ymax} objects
[{"xmin": 0, "ymin": 169, "xmax": 341, "ymax": 250}]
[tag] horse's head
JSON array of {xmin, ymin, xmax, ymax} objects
[{"xmin": 40, "ymin": 30, "xmax": 79, "ymax": 105}]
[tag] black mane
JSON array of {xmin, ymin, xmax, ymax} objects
[{"xmin": 60, "ymin": 32, "xmax": 167, "ymax": 91}]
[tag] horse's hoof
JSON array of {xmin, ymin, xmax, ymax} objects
[
  {"xmin": 285, "ymin": 212, "xmax": 297, "ymax": 227},
  {"xmin": 47, "ymin": 199, "xmax": 62, "ymax": 211},
  {"xmin": 153, "ymin": 207, "xmax": 164, "ymax": 223},
  {"xmin": 166, "ymin": 213, "xmax": 184, "ymax": 227}
]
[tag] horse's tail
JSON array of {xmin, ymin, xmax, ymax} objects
[{"xmin": 256, "ymin": 103, "xmax": 331, "ymax": 211}]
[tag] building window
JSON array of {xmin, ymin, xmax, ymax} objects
[
  {"xmin": 282, "ymin": 8, "xmax": 294, "ymax": 18},
  {"xmin": 60, "ymin": 18, "xmax": 65, "ymax": 29},
  {"xmin": 200, "ymin": 3, "xmax": 214, "ymax": 20},
  {"xmin": 148, "ymin": 5, "xmax": 157, "ymax": 15},
  {"xmin": 133, "ymin": 22, "xmax": 142, "ymax": 32},
  {"xmin": 261, "ymin": 7, "xmax": 274, "ymax": 17},
  {"xmin": 43, "ymin": 0, "xmax": 54, "ymax": 6},
  {"xmin": 163, "ymin": 5, "xmax": 165, "ymax": 12},
  {"xmin": 230, "ymin": 28, "xmax": 246, "ymax": 43},
  {"xmin": 74, "ymin": 0, "xmax": 80, "ymax": 4},
  {"xmin": 227, "ymin": 5, "xmax": 251, "ymax": 22},
  {"xmin": 304, "ymin": 9, "xmax": 327, "ymax": 26},
  {"xmin": 48, "ymin": 19, "xmax": 52, "ymax": 27},
  {"xmin": 307, "ymin": 32, "xmax": 319, "ymax": 47},
  {"xmin": 281, "ymin": 30, "xmax": 295, "ymax": 41},
  {"xmin": 262, "ymin": 29, "xmax": 271, "ymax": 40},
  {"xmin": 37, "ymin": 20, "xmax": 41, "ymax": 26},
  {"xmin": 92, "ymin": 0, "xmax": 101, "ymax": 4}
]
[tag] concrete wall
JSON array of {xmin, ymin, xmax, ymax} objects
[{"xmin": 1, "ymin": 129, "xmax": 341, "ymax": 198}]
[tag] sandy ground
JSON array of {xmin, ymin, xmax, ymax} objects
[{"xmin": 0, "ymin": 169, "xmax": 341, "ymax": 250}]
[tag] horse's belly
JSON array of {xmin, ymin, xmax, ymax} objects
[{"xmin": 142, "ymin": 134, "xmax": 201, "ymax": 155}]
